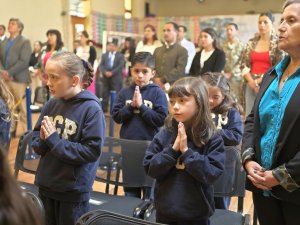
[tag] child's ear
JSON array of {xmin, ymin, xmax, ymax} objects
[
  {"xmin": 72, "ymin": 75, "xmax": 81, "ymax": 87},
  {"xmin": 151, "ymin": 70, "xmax": 156, "ymax": 77}
]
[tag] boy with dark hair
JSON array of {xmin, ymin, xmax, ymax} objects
[{"xmin": 112, "ymin": 52, "xmax": 168, "ymax": 198}]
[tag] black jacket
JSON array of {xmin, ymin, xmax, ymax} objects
[
  {"xmin": 190, "ymin": 48, "xmax": 225, "ymax": 76},
  {"xmin": 242, "ymin": 67, "xmax": 300, "ymax": 205}
]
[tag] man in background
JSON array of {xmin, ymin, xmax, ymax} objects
[
  {"xmin": 0, "ymin": 18, "xmax": 32, "ymax": 136},
  {"xmin": 99, "ymin": 39, "xmax": 125, "ymax": 113},
  {"xmin": 222, "ymin": 23, "xmax": 244, "ymax": 105},
  {"xmin": 178, "ymin": 25, "xmax": 196, "ymax": 75},
  {"xmin": 153, "ymin": 22, "xmax": 187, "ymax": 90}
]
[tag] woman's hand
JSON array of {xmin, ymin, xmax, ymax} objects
[
  {"xmin": 261, "ymin": 170, "xmax": 280, "ymax": 189},
  {"xmin": 245, "ymin": 160, "xmax": 270, "ymax": 190}
]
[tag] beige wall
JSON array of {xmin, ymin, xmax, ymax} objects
[
  {"xmin": 147, "ymin": 0, "xmax": 283, "ymax": 16},
  {"xmin": 132, "ymin": 0, "xmax": 146, "ymax": 18},
  {"xmin": 91, "ymin": 0, "xmax": 124, "ymax": 15},
  {"xmin": 0, "ymin": 0, "xmax": 66, "ymax": 47},
  {"xmin": 91, "ymin": 0, "xmax": 145, "ymax": 18}
]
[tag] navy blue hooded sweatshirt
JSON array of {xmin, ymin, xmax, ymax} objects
[
  {"xmin": 112, "ymin": 83, "xmax": 168, "ymax": 140},
  {"xmin": 211, "ymin": 107, "xmax": 243, "ymax": 146},
  {"xmin": 143, "ymin": 127, "xmax": 225, "ymax": 222},
  {"xmin": 32, "ymin": 90, "xmax": 105, "ymax": 202}
]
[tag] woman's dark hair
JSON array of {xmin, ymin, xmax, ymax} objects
[
  {"xmin": 50, "ymin": 52, "xmax": 94, "ymax": 89},
  {"xmin": 132, "ymin": 52, "xmax": 155, "ymax": 69},
  {"xmin": 46, "ymin": 29, "xmax": 64, "ymax": 52},
  {"xmin": 0, "ymin": 146, "xmax": 43, "ymax": 225},
  {"xmin": 143, "ymin": 24, "xmax": 158, "ymax": 44},
  {"xmin": 282, "ymin": 0, "xmax": 300, "ymax": 9},
  {"xmin": 81, "ymin": 30, "xmax": 90, "ymax": 44},
  {"xmin": 259, "ymin": 11, "xmax": 275, "ymax": 23},
  {"xmin": 165, "ymin": 77, "xmax": 216, "ymax": 147},
  {"xmin": 201, "ymin": 27, "xmax": 220, "ymax": 50},
  {"xmin": 202, "ymin": 72, "xmax": 238, "ymax": 114}
]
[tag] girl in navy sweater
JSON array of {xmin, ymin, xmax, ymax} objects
[
  {"xmin": 32, "ymin": 52, "xmax": 105, "ymax": 225},
  {"xmin": 203, "ymin": 72, "xmax": 243, "ymax": 209},
  {"xmin": 144, "ymin": 77, "xmax": 225, "ymax": 225}
]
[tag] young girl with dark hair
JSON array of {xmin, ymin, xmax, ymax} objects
[
  {"xmin": 144, "ymin": 76, "xmax": 225, "ymax": 225},
  {"xmin": 203, "ymin": 72, "xmax": 243, "ymax": 209}
]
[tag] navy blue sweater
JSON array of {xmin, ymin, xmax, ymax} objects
[
  {"xmin": 32, "ymin": 90, "xmax": 106, "ymax": 202},
  {"xmin": 112, "ymin": 83, "xmax": 168, "ymax": 140},
  {"xmin": 143, "ymin": 127, "xmax": 225, "ymax": 222},
  {"xmin": 0, "ymin": 97, "xmax": 10, "ymax": 151},
  {"xmin": 211, "ymin": 108, "xmax": 243, "ymax": 146}
]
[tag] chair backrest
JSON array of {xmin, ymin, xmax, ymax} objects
[
  {"xmin": 95, "ymin": 137, "xmax": 153, "ymax": 195},
  {"xmin": 23, "ymin": 190, "xmax": 44, "ymax": 216},
  {"xmin": 14, "ymin": 131, "xmax": 40, "ymax": 178},
  {"xmin": 76, "ymin": 210, "xmax": 164, "ymax": 225},
  {"xmin": 213, "ymin": 146, "xmax": 246, "ymax": 213},
  {"xmin": 33, "ymin": 86, "xmax": 47, "ymax": 105}
]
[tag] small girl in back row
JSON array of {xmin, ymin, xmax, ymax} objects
[
  {"xmin": 144, "ymin": 77, "xmax": 225, "ymax": 225},
  {"xmin": 32, "ymin": 52, "xmax": 106, "ymax": 225},
  {"xmin": 203, "ymin": 72, "xmax": 244, "ymax": 209}
]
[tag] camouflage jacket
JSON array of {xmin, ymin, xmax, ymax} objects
[{"xmin": 222, "ymin": 39, "xmax": 244, "ymax": 79}]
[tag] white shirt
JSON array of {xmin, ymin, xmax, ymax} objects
[
  {"xmin": 0, "ymin": 35, "xmax": 6, "ymax": 41},
  {"xmin": 180, "ymin": 38, "xmax": 196, "ymax": 74},
  {"xmin": 135, "ymin": 40, "xmax": 162, "ymax": 54},
  {"xmin": 76, "ymin": 46, "xmax": 90, "ymax": 62}
]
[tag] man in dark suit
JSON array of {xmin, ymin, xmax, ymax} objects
[
  {"xmin": 0, "ymin": 18, "xmax": 32, "ymax": 135},
  {"xmin": 99, "ymin": 40, "xmax": 125, "ymax": 113}
]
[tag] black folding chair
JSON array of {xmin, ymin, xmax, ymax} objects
[
  {"xmin": 23, "ymin": 189, "xmax": 44, "ymax": 216},
  {"xmin": 14, "ymin": 131, "xmax": 40, "ymax": 194},
  {"xmin": 89, "ymin": 137, "xmax": 155, "ymax": 219},
  {"xmin": 144, "ymin": 146, "xmax": 250, "ymax": 225},
  {"xmin": 76, "ymin": 209, "xmax": 164, "ymax": 225},
  {"xmin": 210, "ymin": 146, "xmax": 250, "ymax": 225},
  {"xmin": 30, "ymin": 86, "xmax": 48, "ymax": 113},
  {"xmin": 14, "ymin": 132, "xmax": 154, "ymax": 219}
]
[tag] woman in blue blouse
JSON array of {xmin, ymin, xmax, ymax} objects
[{"xmin": 241, "ymin": 1, "xmax": 300, "ymax": 225}]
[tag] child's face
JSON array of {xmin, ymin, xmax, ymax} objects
[
  {"xmin": 131, "ymin": 63, "xmax": 154, "ymax": 87},
  {"xmin": 208, "ymin": 85, "xmax": 225, "ymax": 110},
  {"xmin": 169, "ymin": 95, "xmax": 198, "ymax": 125},
  {"xmin": 45, "ymin": 60, "xmax": 79, "ymax": 99}
]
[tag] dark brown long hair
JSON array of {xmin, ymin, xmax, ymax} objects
[
  {"xmin": 165, "ymin": 77, "xmax": 215, "ymax": 147},
  {"xmin": 46, "ymin": 29, "xmax": 64, "ymax": 52},
  {"xmin": 0, "ymin": 147, "xmax": 43, "ymax": 225}
]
